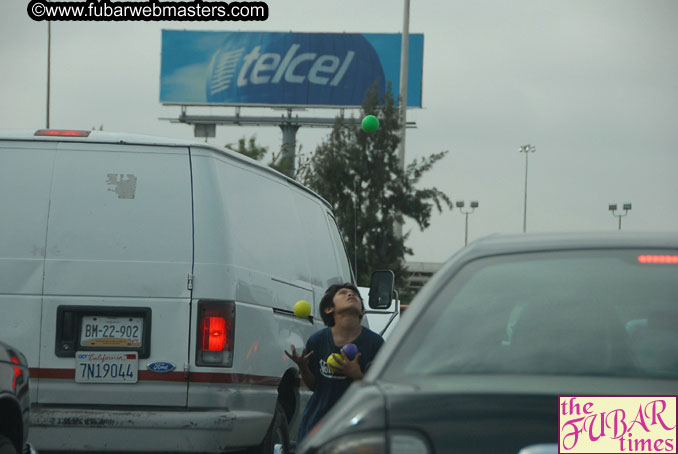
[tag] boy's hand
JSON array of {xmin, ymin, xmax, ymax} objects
[
  {"xmin": 333, "ymin": 351, "xmax": 363, "ymax": 380},
  {"xmin": 285, "ymin": 345, "xmax": 314, "ymax": 370}
]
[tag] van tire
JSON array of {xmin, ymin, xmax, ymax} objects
[
  {"xmin": 249, "ymin": 402, "xmax": 290, "ymax": 454},
  {"xmin": 0, "ymin": 436, "xmax": 17, "ymax": 454}
]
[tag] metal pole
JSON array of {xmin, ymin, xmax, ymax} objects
[
  {"xmin": 394, "ymin": 0, "xmax": 410, "ymax": 239},
  {"xmin": 523, "ymin": 151, "xmax": 528, "ymax": 233},
  {"xmin": 397, "ymin": 0, "xmax": 410, "ymax": 168},
  {"xmin": 619, "ymin": 216, "xmax": 622, "ymax": 231},
  {"xmin": 46, "ymin": 20, "xmax": 51, "ymax": 128},
  {"xmin": 465, "ymin": 213, "xmax": 469, "ymax": 246}
]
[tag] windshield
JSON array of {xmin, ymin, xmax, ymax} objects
[{"xmin": 384, "ymin": 249, "xmax": 678, "ymax": 380}]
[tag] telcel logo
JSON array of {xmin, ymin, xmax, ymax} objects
[
  {"xmin": 208, "ymin": 44, "xmax": 357, "ymax": 97},
  {"xmin": 236, "ymin": 44, "xmax": 355, "ymax": 88},
  {"xmin": 204, "ymin": 33, "xmax": 385, "ymax": 106}
]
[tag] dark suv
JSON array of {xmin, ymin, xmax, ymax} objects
[
  {"xmin": 298, "ymin": 232, "xmax": 678, "ymax": 454},
  {"xmin": 0, "ymin": 341, "xmax": 34, "ymax": 454}
]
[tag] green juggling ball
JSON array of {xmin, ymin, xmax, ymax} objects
[{"xmin": 361, "ymin": 115, "xmax": 379, "ymax": 133}]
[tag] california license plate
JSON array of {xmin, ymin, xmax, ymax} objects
[
  {"xmin": 75, "ymin": 351, "xmax": 138, "ymax": 383},
  {"xmin": 80, "ymin": 315, "xmax": 143, "ymax": 348}
]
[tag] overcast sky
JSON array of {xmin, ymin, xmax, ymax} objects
[{"xmin": 2, "ymin": 0, "xmax": 677, "ymax": 263}]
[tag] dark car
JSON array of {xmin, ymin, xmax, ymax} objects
[
  {"xmin": 0, "ymin": 341, "xmax": 34, "ymax": 454},
  {"xmin": 298, "ymin": 232, "xmax": 678, "ymax": 454}
]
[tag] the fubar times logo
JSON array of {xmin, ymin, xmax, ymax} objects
[{"xmin": 559, "ymin": 396, "xmax": 677, "ymax": 453}]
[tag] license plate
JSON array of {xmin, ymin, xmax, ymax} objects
[
  {"xmin": 80, "ymin": 315, "xmax": 143, "ymax": 348},
  {"xmin": 75, "ymin": 351, "xmax": 138, "ymax": 383}
]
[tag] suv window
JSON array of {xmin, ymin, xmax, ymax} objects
[{"xmin": 384, "ymin": 249, "xmax": 678, "ymax": 380}]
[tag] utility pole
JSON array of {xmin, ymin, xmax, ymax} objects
[
  {"xmin": 394, "ymin": 0, "xmax": 410, "ymax": 239},
  {"xmin": 46, "ymin": 19, "xmax": 51, "ymax": 128},
  {"xmin": 519, "ymin": 144, "xmax": 536, "ymax": 232}
]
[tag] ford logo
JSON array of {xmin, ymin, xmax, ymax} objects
[{"xmin": 147, "ymin": 361, "xmax": 176, "ymax": 373}]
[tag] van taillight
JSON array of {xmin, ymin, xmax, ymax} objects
[
  {"xmin": 202, "ymin": 316, "xmax": 227, "ymax": 351},
  {"xmin": 197, "ymin": 301, "xmax": 234, "ymax": 367},
  {"xmin": 34, "ymin": 129, "xmax": 91, "ymax": 137}
]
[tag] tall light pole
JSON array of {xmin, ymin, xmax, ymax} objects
[
  {"xmin": 456, "ymin": 200, "xmax": 479, "ymax": 246},
  {"xmin": 519, "ymin": 144, "xmax": 535, "ymax": 232},
  {"xmin": 609, "ymin": 203, "xmax": 632, "ymax": 230},
  {"xmin": 46, "ymin": 16, "xmax": 51, "ymax": 128},
  {"xmin": 394, "ymin": 0, "xmax": 410, "ymax": 239}
]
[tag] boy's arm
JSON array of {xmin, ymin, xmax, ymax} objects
[
  {"xmin": 298, "ymin": 361, "xmax": 316, "ymax": 391},
  {"xmin": 285, "ymin": 345, "xmax": 316, "ymax": 391}
]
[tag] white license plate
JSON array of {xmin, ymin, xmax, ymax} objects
[
  {"xmin": 80, "ymin": 315, "xmax": 143, "ymax": 348},
  {"xmin": 75, "ymin": 351, "xmax": 138, "ymax": 383}
]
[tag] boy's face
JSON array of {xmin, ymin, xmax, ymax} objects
[{"xmin": 327, "ymin": 287, "xmax": 364, "ymax": 318}]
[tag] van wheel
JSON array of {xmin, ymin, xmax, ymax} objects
[
  {"xmin": 249, "ymin": 402, "xmax": 290, "ymax": 454},
  {"xmin": 0, "ymin": 436, "xmax": 17, "ymax": 454}
]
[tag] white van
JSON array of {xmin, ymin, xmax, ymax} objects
[{"xmin": 0, "ymin": 129, "xmax": 394, "ymax": 453}]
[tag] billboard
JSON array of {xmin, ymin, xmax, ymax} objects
[{"xmin": 160, "ymin": 30, "xmax": 423, "ymax": 108}]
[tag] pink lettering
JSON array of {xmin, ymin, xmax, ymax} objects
[
  {"xmin": 584, "ymin": 412, "xmax": 607, "ymax": 441},
  {"xmin": 562, "ymin": 416, "xmax": 586, "ymax": 449},
  {"xmin": 628, "ymin": 405, "xmax": 651, "ymax": 433},
  {"xmin": 606, "ymin": 408, "xmax": 628, "ymax": 439},
  {"xmin": 645, "ymin": 399, "xmax": 676, "ymax": 431}
]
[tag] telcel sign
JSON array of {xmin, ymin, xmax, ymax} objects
[{"xmin": 160, "ymin": 31, "xmax": 423, "ymax": 108}]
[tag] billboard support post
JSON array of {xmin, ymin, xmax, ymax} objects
[{"xmin": 279, "ymin": 110, "xmax": 300, "ymax": 178}]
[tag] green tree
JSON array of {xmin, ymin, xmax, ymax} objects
[
  {"xmin": 307, "ymin": 84, "xmax": 452, "ymax": 295},
  {"xmin": 226, "ymin": 135, "xmax": 310, "ymax": 179},
  {"xmin": 225, "ymin": 135, "xmax": 268, "ymax": 161}
]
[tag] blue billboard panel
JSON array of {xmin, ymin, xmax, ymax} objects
[{"xmin": 160, "ymin": 30, "xmax": 423, "ymax": 107}]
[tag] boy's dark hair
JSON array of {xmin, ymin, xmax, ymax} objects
[{"xmin": 319, "ymin": 283, "xmax": 364, "ymax": 327}]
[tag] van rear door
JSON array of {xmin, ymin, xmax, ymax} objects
[
  {"xmin": 37, "ymin": 141, "xmax": 193, "ymax": 407},
  {"xmin": 0, "ymin": 140, "xmax": 56, "ymax": 403}
]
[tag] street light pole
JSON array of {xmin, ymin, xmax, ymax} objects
[
  {"xmin": 519, "ymin": 145, "xmax": 536, "ymax": 232},
  {"xmin": 608, "ymin": 203, "xmax": 632, "ymax": 230},
  {"xmin": 456, "ymin": 200, "xmax": 479, "ymax": 246},
  {"xmin": 46, "ymin": 19, "xmax": 51, "ymax": 128},
  {"xmin": 395, "ymin": 0, "xmax": 410, "ymax": 240}
]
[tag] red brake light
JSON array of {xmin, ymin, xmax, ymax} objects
[
  {"xmin": 638, "ymin": 255, "xmax": 678, "ymax": 264},
  {"xmin": 202, "ymin": 316, "xmax": 227, "ymax": 351},
  {"xmin": 197, "ymin": 301, "xmax": 235, "ymax": 367},
  {"xmin": 34, "ymin": 129, "xmax": 91, "ymax": 137}
]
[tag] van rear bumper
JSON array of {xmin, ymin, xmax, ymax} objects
[{"xmin": 29, "ymin": 405, "xmax": 270, "ymax": 452}]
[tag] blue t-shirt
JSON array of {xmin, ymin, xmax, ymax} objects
[{"xmin": 297, "ymin": 326, "xmax": 384, "ymax": 443}]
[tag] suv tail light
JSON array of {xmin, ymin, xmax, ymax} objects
[
  {"xmin": 196, "ymin": 301, "xmax": 235, "ymax": 367},
  {"xmin": 34, "ymin": 129, "xmax": 91, "ymax": 137},
  {"xmin": 638, "ymin": 255, "xmax": 678, "ymax": 264}
]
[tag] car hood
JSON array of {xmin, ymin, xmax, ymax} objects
[
  {"xmin": 383, "ymin": 382, "xmax": 556, "ymax": 454},
  {"xmin": 300, "ymin": 375, "xmax": 677, "ymax": 454},
  {"xmin": 380, "ymin": 374, "xmax": 678, "ymax": 454}
]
